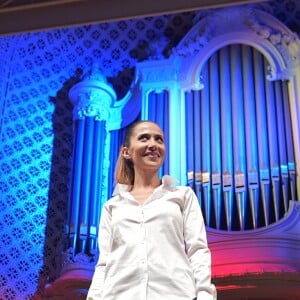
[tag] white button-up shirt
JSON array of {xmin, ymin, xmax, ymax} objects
[{"xmin": 87, "ymin": 175, "xmax": 216, "ymax": 300}]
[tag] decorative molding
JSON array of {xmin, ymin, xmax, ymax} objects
[
  {"xmin": 246, "ymin": 11, "xmax": 300, "ymax": 80},
  {"xmin": 69, "ymin": 72, "xmax": 117, "ymax": 121},
  {"xmin": 207, "ymin": 201, "xmax": 300, "ymax": 299},
  {"xmin": 208, "ymin": 200, "xmax": 300, "ymax": 275},
  {"xmin": 173, "ymin": 7, "xmax": 300, "ymax": 82}
]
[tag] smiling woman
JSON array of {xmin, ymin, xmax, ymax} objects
[{"xmin": 87, "ymin": 120, "xmax": 217, "ymax": 300}]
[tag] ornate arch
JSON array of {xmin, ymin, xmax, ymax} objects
[
  {"xmin": 173, "ymin": 6, "xmax": 300, "ymax": 83},
  {"xmin": 167, "ymin": 6, "xmax": 300, "ymax": 200}
]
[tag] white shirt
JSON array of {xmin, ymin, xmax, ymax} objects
[{"xmin": 87, "ymin": 175, "xmax": 216, "ymax": 300}]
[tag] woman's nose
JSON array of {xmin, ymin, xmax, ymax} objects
[{"xmin": 148, "ymin": 140, "xmax": 158, "ymax": 149}]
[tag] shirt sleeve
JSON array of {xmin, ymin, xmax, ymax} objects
[
  {"xmin": 86, "ymin": 203, "xmax": 112, "ymax": 300},
  {"xmin": 182, "ymin": 187, "xmax": 217, "ymax": 300}
]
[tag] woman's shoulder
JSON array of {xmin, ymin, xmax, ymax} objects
[
  {"xmin": 161, "ymin": 175, "xmax": 195, "ymax": 195},
  {"xmin": 166, "ymin": 181, "xmax": 193, "ymax": 193},
  {"xmin": 104, "ymin": 194, "xmax": 121, "ymax": 206}
]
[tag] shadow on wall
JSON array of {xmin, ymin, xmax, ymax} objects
[{"xmin": 33, "ymin": 69, "xmax": 83, "ymax": 299}]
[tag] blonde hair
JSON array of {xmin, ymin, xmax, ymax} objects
[{"xmin": 114, "ymin": 120, "xmax": 158, "ymax": 185}]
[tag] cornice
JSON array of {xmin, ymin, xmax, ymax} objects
[
  {"xmin": 173, "ymin": 6, "xmax": 300, "ymax": 83},
  {"xmin": 0, "ymin": 0, "xmax": 266, "ymax": 36}
]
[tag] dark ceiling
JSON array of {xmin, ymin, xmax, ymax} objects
[{"xmin": 0, "ymin": 0, "xmax": 266, "ymax": 36}]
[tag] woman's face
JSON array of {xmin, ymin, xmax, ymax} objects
[{"xmin": 123, "ymin": 122, "xmax": 165, "ymax": 172}]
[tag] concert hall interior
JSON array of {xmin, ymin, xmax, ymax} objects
[{"xmin": 0, "ymin": 0, "xmax": 299, "ymax": 299}]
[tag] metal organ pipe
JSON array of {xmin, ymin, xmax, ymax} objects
[
  {"xmin": 201, "ymin": 65, "xmax": 211, "ymax": 227},
  {"xmin": 219, "ymin": 47, "xmax": 234, "ymax": 230},
  {"xmin": 230, "ymin": 45, "xmax": 247, "ymax": 230},
  {"xmin": 253, "ymin": 50, "xmax": 271, "ymax": 226},
  {"xmin": 242, "ymin": 45, "xmax": 259, "ymax": 229},
  {"xmin": 89, "ymin": 120, "xmax": 106, "ymax": 253},
  {"xmin": 186, "ymin": 91, "xmax": 196, "ymax": 192},
  {"xmin": 194, "ymin": 91, "xmax": 203, "ymax": 209},
  {"xmin": 275, "ymin": 81, "xmax": 290, "ymax": 214},
  {"xmin": 209, "ymin": 53, "xmax": 222, "ymax": 229},
  {"xmin": 78, "ymin": 117, "xmax": 95, "ymax": 252},
  {"xmin": 273, "ymin": 81, "xmax": 286, "ymax": 221},
  {"xmin": 184, "ymin": 44, "xmax": 297, "ymax": 230},
  {"xmin": 281, "ymin": 81, "xmax": 297, "ymax": 203},
  {"xmin": 163, "ymin": 92, "xmax": 170, "ymax": 175},
  {"xmin": 69, "ymin": 119, "xmax": 85, "ymax": 255},
  {"xmin": 265, "ymin": 76, "xmax": 280, "ymax": 223}
]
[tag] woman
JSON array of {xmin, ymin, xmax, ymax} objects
[{"xmin": 87, "ymin": 121, "xmax": 216, "ymax": 300}]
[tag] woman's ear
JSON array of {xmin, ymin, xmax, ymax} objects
[{"xmin": 121, "ymin": 147, "xmax": 131, "ymax": 159}]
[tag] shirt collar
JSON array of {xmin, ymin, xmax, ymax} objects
[{"xmin": 112, "ymin": 175, "xmax": 178, "ymax": 196}]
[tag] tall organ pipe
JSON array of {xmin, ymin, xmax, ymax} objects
[
  {"xmin": 242, "ymin": 45, "xmax": 259, "ymax": 228},
  {"xmin": 89, "ymin": 120, "xmax": 106, "ymax": 253},
  {"xmin": 230, "ymin": 44, "xmax": 246, "ymax": 230},
  {"xmin": 69, "ymin": 119, "xmax": 85, "ymax": 255},
  {"xmin": 79, "ymin": 117, "xmax": 95, "ymax": 252},
  {"xmin": 209, "ymin": 53, "xmax": 222, "ymax": 229},
  {"xmin": 201, "ymin": 65, "xmax": 211, "ymax": 226},
  {"xmin": 220, "ymin": 47, "xmax": 234, "ymax": 230},
  {"xmin": 254, "ymin": 50, "xmax": 270, "ymax": 226}
]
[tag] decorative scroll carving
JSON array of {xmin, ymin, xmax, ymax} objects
[
  {"xmin": 171, "ymin": 7, "xmax": 300, "ymax": 81},
  {"xmin": 72, "ymin": 90, "xmax": 111, "ymax": 120},
  {"xmin": 172, "ymin": 35, "xmax": 209, "ymax": 57},
  {"xmin": 69, "ymin": 66, "xmax": 117, "ymax": 121},
  {"xmin": 246, "ymin": 13, "xmax": 300, "ymax": 79}
]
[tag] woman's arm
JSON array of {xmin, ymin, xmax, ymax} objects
[
  {"xmin": 86, "ymin": 204, "xmax": 112, "ymax": 300},
  {"xmin": 183, "ymin": 187, "xmax": 217, "ymax": 300}
]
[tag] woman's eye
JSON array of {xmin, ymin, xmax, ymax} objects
[{"xmin": 139, "ymin": 135, "xmax": 148, "ymax": 141}]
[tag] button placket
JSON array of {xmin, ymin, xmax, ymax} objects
[{"xmin": 139, "ymin": 205, "xmax": 148, "ymax": 273}]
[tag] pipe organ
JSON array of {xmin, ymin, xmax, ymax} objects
[
  {"xmin": 136, "ymin": 7, "xmax": 300, "ymax": 299},
  {"xmin": 45, "ymin": 6, "xmax": 300, "ymax": 300},
  {"xmin": 184, "ymin": 44, "xmax": 297, "ymax": 230}
]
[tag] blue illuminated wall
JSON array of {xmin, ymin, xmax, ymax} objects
[{"xmin": 0, "ymin": 1, "xmax": 299, "ymax": 299}]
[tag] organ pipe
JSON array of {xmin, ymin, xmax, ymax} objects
[
  {"xmin": 89, "ymin": 120, "xmax": 106, "ymax": 253},
  {"xmin": 265, "ymin": 77, "xmax": 280, "ymax": 222},
  {"xmin": 69, "ymin": 119, "xmax": 85, "ymax": 255},
  {"xmin": 242, "ymin": 45, "xmax": 259, "ymax": 228},
  {"xmin": 281, "ymin": 81, "xmax": 296, "ymax": 203},
  {"xmin": 220, "ymin": 47, "xmax": 234, "ymax": 230},
  {"xmin": 209, "ymin": 53, "xmax": 222, "ymax": 228},
  {"xmin": 186, "ymin": 91, "xmax": 196, "ymax": 191},
  {"xmin": 68, "ymin": 68, "xmax": 117, "ymax": 255},
  {"xmin": 79, "ymin": 117, "xmax": 94, "ymax": 252},
  {"xmin": 231, "ymin": 45, "xmax": 247, "ymax": 230},
  {"xmin": 185, "ymin": 44, "xmax": 297, "ymax": 230},
  {"xmin": 253, "ymin": 50, "xmax": 271, "ymax": 226}
]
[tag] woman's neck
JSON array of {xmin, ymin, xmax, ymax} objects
[
  {"xmin": 130, "ymin": 171, "xmax": 161, "ymax": 203},
  {"xmin": 131, "ymin": 169, "xmax": 161, "ymax": 192}
]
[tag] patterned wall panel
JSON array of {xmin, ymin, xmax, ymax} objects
[{"xmin": 0, "ymin": 1, "xmax": 299, "ymax": 299}]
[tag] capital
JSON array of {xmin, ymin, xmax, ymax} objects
[{"xmin": 69, "ymin": 67, "xmax": 117, "ymax": 120}]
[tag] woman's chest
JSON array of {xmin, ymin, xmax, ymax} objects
[{"xmin": 111, "ymin": 196, "xmax": 184, "ymax": 227}]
